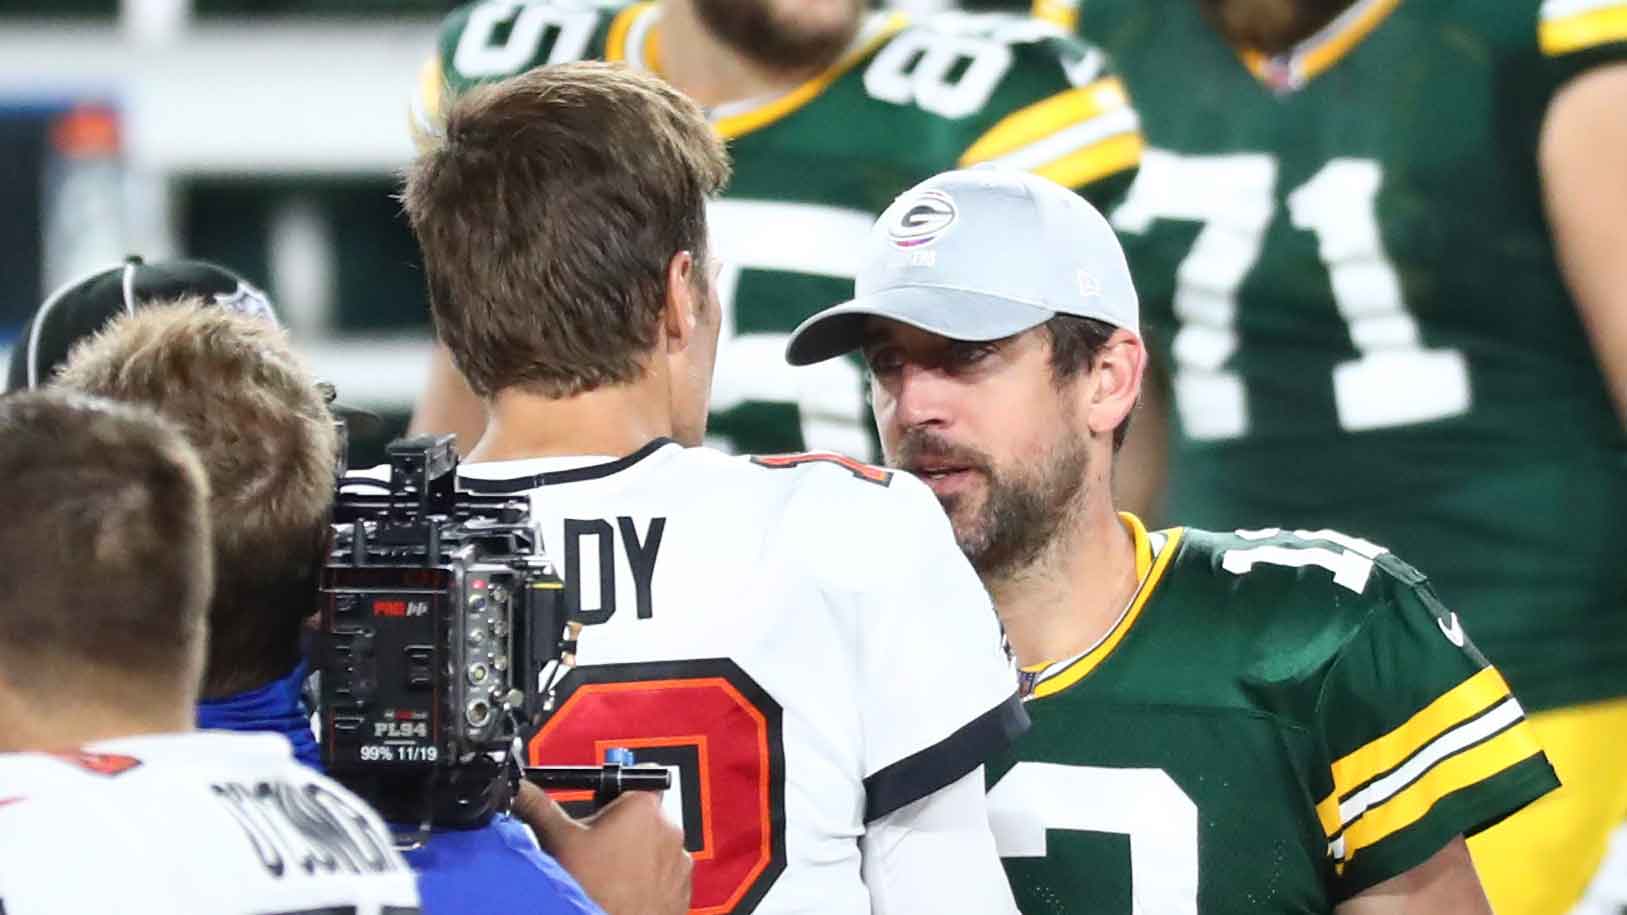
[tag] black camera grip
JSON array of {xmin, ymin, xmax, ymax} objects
[{"xmin": 524, "ymin": 764, "xmax": 672, "ymax": 809}]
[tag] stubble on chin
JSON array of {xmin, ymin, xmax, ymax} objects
[{"xmin": 690, "ymin": 0, "xmax": 863, "ymax": 74}]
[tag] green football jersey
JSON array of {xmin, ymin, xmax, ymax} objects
[
  {"xmin": 1058, "ymin": 0, "xmax": 1627, "ymax": 711},
  {"xmin": 418, "ymin": 0, "xmax": 1140, "ymax": 457},
  {"xmin": 988, "ymin": 515, "xmax": 1559, "ymax": 912}
]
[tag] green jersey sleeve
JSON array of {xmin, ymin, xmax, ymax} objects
[
  {"xmin": 1314, "ymin": 554, "xmax": 1559, "ymax": 900},
  {"xmin": 950, "ymin": 19, "xmax": 1141, "ymax": 209}
]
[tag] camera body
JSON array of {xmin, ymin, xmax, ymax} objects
[{"xmin": 319, "ymin": 435, "xmax": 571, "ymax": 828}]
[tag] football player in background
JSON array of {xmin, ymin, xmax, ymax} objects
[
  {"xmin": 402, "ymin": 61, "xmax": 1026, "ymax": 915},
  {"xmin": 0, "ymin": 391, "xmax": 421, "ymax": 914},
  {"xmin": 787, "ymin": 168, "xmax": 1559, "ymax": 913},
  {"xmin": 408, "ymin": 0, "xmax": 1141, "ymax": 460},
  {"xmin": 43, "ymin": 282, "xmax": 681, "ymax": 915},
  {"xmin": 1026, "ymin": 2, "xmax": 1627, "ymax": 911}
]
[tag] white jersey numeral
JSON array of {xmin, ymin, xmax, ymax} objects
[
  {"xmin": 1286, "ymin": 159, "xmax": 1471, "ymax": 431},
  {"xmin": 989, "ymin": 762, "xmax": 1199, "ymax": 914},
  {"xmin": 1222, "ymin": 527, "xmax": 1390, "ymax": 593},
  {"xmin": 1113, "ymin": 150, "xmax": 1471, "ymax": 440},
  {"xmin": 864, "ymin": 29, "xmax": 1014, "ymax": 119},
  {"xmin": 705, "ymin": 199, "xmax": 872, "ymax": 457},
  {"xmin": 1113, "ymin": 151, "xmax": 1276, "ymax": 441},
  {"xmin": 452, "ymin": 2, "xmax": 599, "ymax": 78}
]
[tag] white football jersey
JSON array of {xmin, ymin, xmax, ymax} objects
[
  {"xmin": 0, "ymin": 731, "xmax": 419, "ymax": 914},
  {"xmin": 454, "ymin": 440, "xmax": 1023, "ymax": 915}
]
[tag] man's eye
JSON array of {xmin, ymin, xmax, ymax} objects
[
  {"xmin": 865, "ymin": 349, "xmax": 903, "ymax": 375},
  {"xmin": 946, "ymin": 343, "xmax": 994, "ymax": 369}
]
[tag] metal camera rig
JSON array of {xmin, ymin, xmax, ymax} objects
[{"xmin": 318, "ymin": 435, "xmax": 666, "ymax": 837}]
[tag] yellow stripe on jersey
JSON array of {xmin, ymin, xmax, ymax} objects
[
  {"xmin": 959, "ymin": 78, "xmax": 1141, "ymax": 190},
  {"xmin": 1316, "ymin": 667, "xmax": 1514, "ymax": 837},
  {"xmin": 961, "ymin": 78, "xmax": 1130, "ymax": 165},
  {"xmin": 1240, "ymin": 0, "xmax": 1402, "ymax": 91},
  {"xmin": 1338, "ymin": 718, "xmax": 1545, "ymax": 860},
  {"xmin": 1541, "ymin": 4, "xmax": 1627, "ymax": 55},
  {"xmin": 1033, "ymin": 132, "xmax": 1145, "ymax": 190},
  {"xmin": 711, "ymin": 14, "xmax": 908, "ymax": 140},
  {"xmin": 1297, "ymin": 0, "xmax": 1402, "ymax": 80},
  {"xmin": 410, "ymin": 55, "xmax": 447, "ymax": 150},
  {"xmin": 1027, "ymin": 514, "xmax": 1182, "ymax": 699},
  {"xmin": 1032, "ymin": 0, "xmax": 1080, "ymax": 32},
  {"xmin": 604, "ymin": 2, "xmax": 653, "ymax": 66},
  {"xmin": 613, "ymin": 6, "xmax": 908, "ymax": 141}
]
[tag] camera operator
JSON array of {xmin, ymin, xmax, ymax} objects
[
  {"xmin": 38, "ymin": 277, "xmax": 681, "ymax": 915},
  {"xmin": 0, "ymin": 390, "xmax": 419, "ymax": 913},
  {"xmin": 401, "ymin": 61, "xmax": 1024, "ymax": 914}
]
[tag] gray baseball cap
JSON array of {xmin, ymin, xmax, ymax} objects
[{"xmin": 784, "ymin": 167, "xmax": 1138, "ymax": 366}]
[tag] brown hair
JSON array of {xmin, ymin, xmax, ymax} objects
[
  {"xmin": 0, "ymin": 391, "xmax": 212, "ymax": 705},
  {"xmin": 1045, "ymin": 315, "xmax": 1134, "ymax": 452},
  {"xmin": 55, "ymin": 300, "xmax": 338, "ymax": 697},
  {"xmin": 402, "ymin": 60, "xmax": 731, "ymax": 399}
]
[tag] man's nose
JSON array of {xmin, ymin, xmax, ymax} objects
[{"xmin": 891, "ymin": 364, "xmax": 955, "ymax": 432}]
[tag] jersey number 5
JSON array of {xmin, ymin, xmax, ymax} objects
[
  {"xmin": 989, "ymin": 762, "xmax": 1199, "ymax": 914},
  {"xmin": 528, "ymin": 659, "xmax": 787, "ymax": 915}
]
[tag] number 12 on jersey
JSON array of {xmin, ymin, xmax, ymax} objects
[
  {"xmin": 989, "ymin": 763, "xmax": 1199, "ymax": 914},
  {"xmin": 1113, "ymin": 150, "xmax": 1471, "ymax": 440}
]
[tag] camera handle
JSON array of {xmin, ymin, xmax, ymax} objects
[{"xmin": 524, "ymin": 764, "xmax": 672, "ymax": 809}]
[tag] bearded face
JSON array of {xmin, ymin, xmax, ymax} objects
[
  {"xmin": 1195, "ymin": 0, "xmax": 1358, "ymax": 55},
  {"xmin": 892, "ymin": 410, "xmax": 1091, "ymax": 580},
  {"xmin": 691, "ymin": 0, "xmax": 866, "ymax": 74}
]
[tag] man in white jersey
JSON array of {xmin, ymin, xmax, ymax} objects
[
  {"xmin": 0, "ymin": 391, "xmax": 420, "ymax": 914},
  {"xmin": 399, "ymin": 61, "xmax": 1025, "ymax": 914}
]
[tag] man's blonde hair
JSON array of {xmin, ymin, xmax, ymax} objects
[{"xmin": 56, "ymin": 299, "xmax": 338, "ymax": 697}]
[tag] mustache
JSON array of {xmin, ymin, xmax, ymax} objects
[{"xmin": 892, "ymin": 428, "xmax": 992, "ymax": 474}]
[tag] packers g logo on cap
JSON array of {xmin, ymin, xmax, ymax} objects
[{"xmin": 887, "ymin": 189, "xmax": 958, "ymax": 249}]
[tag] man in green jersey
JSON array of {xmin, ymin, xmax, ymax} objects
[
  {"xmin": 1024, "ymin": 2, "xmax": 1627, "ymax": 911},
  {"xmin": 406, "ymin": 0, "xmax": 1141, "ymax": 458},
  {"xmin": 786, "ymin": 167, "xmax": 1559, "ymax": 912}
]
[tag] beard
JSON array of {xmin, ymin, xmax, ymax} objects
[
  {"xmin": 894, "ymin": 424, "xmax": 1090, "ymax": 580},
  {"xmin": 691, "ymin": 0, "xmax": 864, "ymax": 75},
  {"xmin": 1194, "ymin": 0, "xmax": 1358, "ymax": 55}
]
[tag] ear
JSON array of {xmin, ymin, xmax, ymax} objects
[
  {"xmin": 1085, "ymin": 329, "xmax": 1146, "ymax": 439},
  {"xmin": 663, "ymin": 250, "xmax": 702, "ymax": 355}
]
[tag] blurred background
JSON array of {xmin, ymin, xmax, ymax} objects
[{"xmin": 0, "ymin": 0, "xmax": 1024, "ymax": 464}]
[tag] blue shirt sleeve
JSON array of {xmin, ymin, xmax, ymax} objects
[{"xmin": 403, "ymin": 814, "xmax": 606, "ymax": 915}]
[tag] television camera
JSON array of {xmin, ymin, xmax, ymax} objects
[{"xmin": 318, "ymin": 435, "xmax": 667, "ymax": 836}]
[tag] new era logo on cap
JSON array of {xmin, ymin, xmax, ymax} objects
[
  {"xmin": 887, "ymin": 189, "xmax": 959, "ymax": 249},
  {"xmin": 1078, "ymin": 270, "xmax": 1102, "ymax": 299}
]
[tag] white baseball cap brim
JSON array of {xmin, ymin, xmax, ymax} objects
[{"xmin": 784, "ymin": 284, "xmax": 1055, "ymax": 366}]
